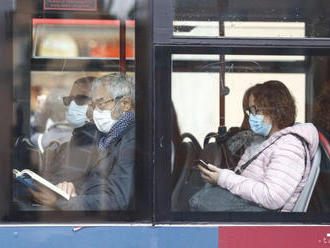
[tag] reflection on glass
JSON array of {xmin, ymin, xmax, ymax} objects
[
  {"xmin": 173, "ymin": 0, "xmax": 330, "ymax": 38},
  {"xmin": 223, "ymin": 22, "xmax": 305, "ymax": 38},
  {"xmin": 13, "ymin": 19, "xmax": 136, "ymax": 213},
  {"xmin": 32, "ymin": 19, "xmax": 135, "ymax": 59},
  {"xmin": 174, "ymin": 20, "xmax": 305, "ymax": 38},
  {"xmin": 14, "ymin": 72, "xmax": 136, "ymax": 211},
  {"xmin": 171, "ymin": 54, "xmax": 306, "ymax": 143},
  {"xmin": 171, "ymin": 54, "xmax": 330, "ymax": 213}
]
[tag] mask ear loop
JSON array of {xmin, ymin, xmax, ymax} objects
[
  {"xmin": 111, "ymin": 95, "xmax": 125, "ymax": 118},
  {"xmin": 111, "ymin": 100, "xmax": 121, "ymax": 119}
]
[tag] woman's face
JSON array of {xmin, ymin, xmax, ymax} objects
[{"xmin": 248, "ymin": 94, "xmax": 272, "ymax": 125}]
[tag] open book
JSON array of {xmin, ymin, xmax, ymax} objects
[{"xmin": 13, "ymin": 169, "xmax": 70, "ymax": 200}]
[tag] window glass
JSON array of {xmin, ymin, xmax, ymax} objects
[
  {"xmin": 173, "ymin": 0, "xmax": 330, "ymax": 38},
  {"xmin": 171, "ymin": 54, "xmax": 330, "ymax": 213},
  {"xmin": 14, "ymin": 68, "xmax": 137, "ymax": 212},
  {"xmin": 171, "ymin": 54, "xmax": 306, "ymax": 143},
  {"xmin": 32, "ymin": 19, "xmax": 135, "ymax": 59},
  {"xmin": 12, "ymin": 18, "xmax": 137, "ymax": 215}
]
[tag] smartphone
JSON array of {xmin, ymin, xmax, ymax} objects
[{"xmin": 195, "ymin": 159, "xmax": 210, "ymax": 170}]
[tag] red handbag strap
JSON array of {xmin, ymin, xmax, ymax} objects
[{"xmin": 319, "ymin": 131, "xmax": 330, "ymax": 158}]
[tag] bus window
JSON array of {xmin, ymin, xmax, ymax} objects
[
  {"xmin": 171, "ymin": 54, "xmax": 306, "ymax": 144},
  {"xmin": 173, "ymin": 0, "xmax": 330, "ymax": 38},
  {"xmin": 170, "ymin": 53, "xmax": 329, "ymax": 213},
  {"xmin": 32, "ymin": 19, "xmax": 135, "ymax": 59},
  {"xmin": 11, "ymin": 14, "xmax": 139, "ymax": 220}
]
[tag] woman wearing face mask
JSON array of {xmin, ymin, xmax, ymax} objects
[{"xmin": 196, "ymin": 80, "xmax": 319, "ymax": 211}]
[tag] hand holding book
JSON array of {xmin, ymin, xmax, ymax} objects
[
  {"xmin": 27, "ymin": 185, "xmax": 59, "ymax": 208},
  {"xmin": 13, "ymin": 169, "xmax": 76, "ymax": 208},
  {"xmin": 28, "ymin": 181, "xmax": 77, "ymax": 208},
  {"xmin": 56, "ymin": 181, "xmax": 77, "ymax": 197},
  {"xmin": 13, "ymin": 169, "xmax": 71, "ymax": 200}
]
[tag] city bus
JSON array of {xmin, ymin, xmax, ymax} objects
[{"xmin": 0, "ymin": 0, "xmax": 329, "ymax": 247}]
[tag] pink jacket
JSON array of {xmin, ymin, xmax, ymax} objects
[{"xmin": 217, "ymin": 123, "xmax": 319, "ymax": 211}]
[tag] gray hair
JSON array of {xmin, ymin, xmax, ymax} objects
[{"xmin": 92, "ymin": 73, "xmax": 135, "ymax": 106}]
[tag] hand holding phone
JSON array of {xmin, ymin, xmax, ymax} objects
[{"xmin": 195, "ymin": 159, "xmax": 210, "ymax": 170}]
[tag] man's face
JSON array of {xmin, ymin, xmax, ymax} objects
[
  {"xmin": 88, "ymin": 84, "xmax": 116, "ymax": 120},
  {"xmin": 63, "ymin": 83, "xmax": 92, "ymax": 108},
  {"xmin": 91, "ymin": 84, "xmax": 112, "ymax": 109},
  {"xmin": 88, "ymin": 83, "xmax": 133, "ymax": 121}
]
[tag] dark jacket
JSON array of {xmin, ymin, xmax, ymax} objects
[
  {"xmin": 42, "ymin": 123, "xmax": 99, "ymax": 187},
  {"xmin": 56, "ymin": 124, "xmax": 135, "ymax": 211}
]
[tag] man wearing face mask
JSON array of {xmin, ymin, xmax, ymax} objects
[
  {"xmin": 30, "ymin": 73, "xmax": 135, "ymax": 211},
  {"xmin": 40, "ymin": 76, "xmax": 100, "ymax": 189}
]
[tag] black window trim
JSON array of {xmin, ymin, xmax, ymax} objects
[
  {"xmin": 1, "ymin": 0, "xmax": 330, "ymax": 224},
  {"xmin": 154, "ymin": 45, "xmax": 330, "ymax": 223},
  {"xmin": 0, "ymin": 0, "xmax": 154, "ymax": 223}
]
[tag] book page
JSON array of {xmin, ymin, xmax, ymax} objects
[{"xmin": 16, "ymin": 169, "xmax": 70, "ymax": 200}]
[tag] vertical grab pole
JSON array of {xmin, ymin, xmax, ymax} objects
[
  {"xmin": 218, "ymin": 0, "xmax": 225, "ymax": 126},
  {"xmin": 120, "ymin": 19, "xmax": 126, "ymax": 74}
]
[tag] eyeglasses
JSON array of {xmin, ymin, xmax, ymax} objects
[
  {"xmin": 245, "ymin": 105, "xmax": 274, "ymax": 116},
  {"xmin": 90, "ymin": 96, "xmax": 123, "ymax": 110},
  {"xmin": 62, "ymin": 95, "xmax": 92, "ymax": 106}
]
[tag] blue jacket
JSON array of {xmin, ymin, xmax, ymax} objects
[{"xmin": 56, "ymin": 124, "xmax": 135, "ymax": 210}]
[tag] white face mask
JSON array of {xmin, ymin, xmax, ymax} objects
[
  {"xmin": 93, "ymin": 107, "xmax": 118, "ymax": 133},
  {"xmin": 66, "ymin": 100, "xmax": 89, "ymax": 128}
]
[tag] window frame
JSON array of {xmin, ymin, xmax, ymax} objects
[
  {"xmin": 154, "ymin": 43, "xmax": 330, "ymax": 223},
  {"xmin": 1, "ymin": 0, "xmax": 330, "ymax": 224},
  {"xmin": 152, "ymin": 0, "xmax": 330, "ymax": 223},
  {"xmin": 0, "ymin": 0, "xmax": 154, "ymax": 223}
]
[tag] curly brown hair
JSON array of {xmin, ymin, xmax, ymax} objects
[
  {"xmin": 313, "ymin": 82, "xmax": 330, "ymax": 136},
  {"xmin": 242, "ymin": 80, "xmax": 296, "ymax": 129}
]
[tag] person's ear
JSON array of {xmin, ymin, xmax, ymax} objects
[
  {"xmin": 86, "ymin": 104, "xmax": 94, "ymax": 121},
  {"xmin": 120, "ymin": 96, "xmax": 132, "ymax": 112}
]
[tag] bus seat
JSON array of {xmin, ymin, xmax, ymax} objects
[
  {"xmin": 319, "ymin": 131, "xmax": 330, "ymax": 158},
  {"xmin": 171, "ymin": 133, "xmax": 202, "ymax": 189},
  {"xmin": 308, "ymin": 131, "xmax": 330, "ymax": 212},
  {"xmin": 171, "ymin": 133, "xmax": 203, "ymax": 211},
  {"xmin": 292, "ymin": 146, "xmax": 321, "ymax": 212},
  {"xmin": 14, "ymin": 136, "xmax": 42, "ymax": 171}
]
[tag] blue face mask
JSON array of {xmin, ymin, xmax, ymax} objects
[
  {"xmin": 248, "ymin": 114, "xmax": 272, "ymax": 136},
  {"xmin": 66, "ymin": 100, "xmax": 89, "ymax": 128}
]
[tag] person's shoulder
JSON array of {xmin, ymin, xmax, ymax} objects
[
  {"xmin": 292, "ymin": 122, "xmax": 318, "ymax": 133},
  {"xmin": 287, "ymin": 123, "xmax": 318, "ymax": 147},
  {"xmin": 273, "ymin": 123, "xmax": 318, "ymax": 142},
  {"xmin": 73, "ymin": 123, "xmax": 99, "ymax": 142},
  {"xmin": 272, "ymin": 123, "xmax": 319, "ymax": 157},
  {"xmin": 114, "ymin": 125, "xmax": 135, "ymax": 149},
  {"xmin": 123, "ymin": 124, "xmax": 136, "ymax": 138}
]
